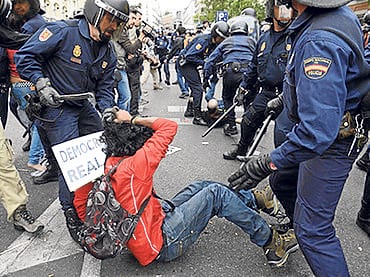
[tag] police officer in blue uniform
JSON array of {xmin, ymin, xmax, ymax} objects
[
  {"xmin": 223, "ymin": 0, "xmax": 293, "ymax": 159},
  {"xmin": 355, "ymin": 10, "xmax": 370, "ymax": 236},
  {"xmin": 155, "ymin": 29, "xmax": 170, "ymax": 85},
  {"xmin": 204, "ymin": 18, "xmax": 255, "ymax": 136},
  {"xmin": 228, "ymin": 1, "xmax": 370, "ymax": 276},
  {"xmin": 180, "ymin": 21, "xmax": 229, "ymax": 126},
  {"xmin": 15, "ymin": 0, "xmax": 129, "ymax": 242}
]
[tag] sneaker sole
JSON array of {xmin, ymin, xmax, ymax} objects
[
  {"xmin": 267, "ymin": 244, "xmax": 299, "ymax": 267},
  {"xmin": 14, "ymin": 223, "xmax": 44, "ymax": 234},
  {"xmin": 223, "ymin": 154, "xmax": 237, "ymax": 160},
  {"xmin": 33, "ymin": 177, "xmax": 59, "ymax": 185}
]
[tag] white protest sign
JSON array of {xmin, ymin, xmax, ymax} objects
[{"xmin": 52, "ymin": 131, "xmax": 106, "ymax": 192}]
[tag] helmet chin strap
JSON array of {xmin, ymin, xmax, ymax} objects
[
  {"xmin": 276, "ymin": 18, "xmax": 291, "ymax": 27},
  {"xmin": 98, "ymin": 26, "xmax": 110, "ymax": 43}
]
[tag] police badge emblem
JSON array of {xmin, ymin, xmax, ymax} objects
[
  {"xmin": 73, "ymin": 45, "xmax": 82, "ymax": 57},
  {"xmin": 39, "ymin": 28, "xmax": 53, "ymax": 42},
  {"xmin": 304, "ymin": 57, "xmax": 332, "ymax": 80}
]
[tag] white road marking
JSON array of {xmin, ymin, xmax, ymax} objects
[
  {"xmin": 80, "ymin": 253, "xmax": 101, "ymax": 277},
  {"xmin": 0, "ymin": 199, "xmax": 85, "ymax": 275}
]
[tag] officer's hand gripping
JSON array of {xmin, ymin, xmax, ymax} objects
[
  {"xmin": 35, "ymin": 78, "xmax": 63, "ymax": 108},
  {"xmin": 234, "ymin": 86, "xmax": 247, "ymax": 106},
  {"xmin": 265, "ymin": 94, "xmax": 283, "ymax": 119},
  {"xmin": 228, "ymin": 154, "xmax": 275, "ymax": 192},
  {"xmin": 102, "ymin": 106, "xmax": 119, "ymax": 123}
]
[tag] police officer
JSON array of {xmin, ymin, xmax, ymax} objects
[
  {"xmin": 203, "ymin": 18, "xmax": 255, "ymax": 136},
  {"xmin": 224, "ymin": 0, "xmax": 293, "ymax": 159},
  {"xmin": 355, "ymin": 10, "xmax": 370, "ymax": 236},
  {"xmin": 155, "ymin": 29, "xmax": 170, "ymax": 85},
  {"xmin": 228, "ymin": 1, "xmax": 370, "ymax": 276},
  {"xmin": 180, "ymin": 21, "xmax": 229, "ymax": 126},
  {"xmin": 15, "ymin": 0, "xmax": 129, "ymax": 241},
  {"xmin": 356, "ymin": 10, "xmax": 370, "ymax": 171}
]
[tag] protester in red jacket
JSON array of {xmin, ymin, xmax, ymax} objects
[{"xmin": 74, "ymin": 110, "xmax": 298, "ymax": 267}]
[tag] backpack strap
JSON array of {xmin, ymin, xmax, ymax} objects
[
  {"xmin": 152, "ymin": 191, "xmax": 175, "ymax": 212},
  {"xmin": 105, "ymin": 158, "xmax": 125, "ymax": 182},
  {"xmin": 137, "ymin": 195, "xmax": 151, "ymax": 216}
]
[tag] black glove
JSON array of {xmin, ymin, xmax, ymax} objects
[
  {"xmin": 265, "ymin": 94, "xmax": 283, "ymax": 119},
  {"xmin": 233, "ymin": 86, "xmax": 247, "ymax": 106},
  {"xmin": 202, "ymin": 78, "xmax": 210, "ymax": 91},
  {"xmin": 102, "ymin": 106, "xmax": 119, "ymax": 123},
  {"xmin": 35, "ymin": 78, "xmax": 63, "ymax": 108},
  {"xmin": 228, "ymin": 154, "xmax": 275, "ymax": 192}
]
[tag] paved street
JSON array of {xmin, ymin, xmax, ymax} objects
[{"xmin": 0, "ymin": 64, "xmax": 369, "ymax": 276}]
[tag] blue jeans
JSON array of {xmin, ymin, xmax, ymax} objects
[
  {"xmin": 11, "ymin": 85, "xmax": 44, "ymax": 165},
  {"xmin": 116, "ymin": 70, "xmax": 131, "ymax": 111},
  {"xmin": 36, "ymin": 101, "xmax": 103, "ymax": 210},
  {"xmin": 28, "ymin": 124, "xmax": 45, "ymax": 165},
  {"xmin": 205, "ymin": 81, "xmax": 217, "ymax": 102},
  {"xmin": 157, "ymin": 181, "xmax": 271, "ymax": 262}
]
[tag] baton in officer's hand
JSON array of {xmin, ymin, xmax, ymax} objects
[{"xmin": 237, "ymin": 112, "xmax": 273, "ymax": 163}]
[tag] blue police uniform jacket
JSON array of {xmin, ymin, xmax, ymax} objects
[
  {"xmin": 204, "ymin": 34, "xmax": 255, "ymax": 79},
  {"xmin": 270, "ymin": 6, "xmax": 370, "ymax": 169},
  {"xmin": 21, "ymin": 13, "xmax": 46, "ymax": 34},
  {"xmin": 155, "ymin": 35, "xmax": 169, "ymax": 50},
  {"xmin": 240, "ymin": 26, "xmax": 291, "ymax": 93},
  {"xmin": 15, "ymin": 18, "xmax": 116, "ymax": 112},
  {"xmin": 181, "ymin": 33, "xmax": 214, "ymax": 66}
]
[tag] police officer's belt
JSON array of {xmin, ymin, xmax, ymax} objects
[{"xmin": 223, "ymin": 62, "xmax": 249, "ymax": 73}]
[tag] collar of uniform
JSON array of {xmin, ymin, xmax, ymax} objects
[
  {"xmin": 288, "ymin": 7, "xmax": 316, "ymax": 33},
  {"xmin": 79, "ymin": 18, "xmax": 92, "ymax": 41}
]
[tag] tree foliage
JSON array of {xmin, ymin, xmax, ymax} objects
[{"xmin": 194, "ymin": 0, "xmax": 266, "ymax": 23}]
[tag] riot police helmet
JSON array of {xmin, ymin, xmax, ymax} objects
[
  {"xmin": 84, "ymin": 0, "xmax": 129, "ymax": 27},
  {"xmin": 229, "ymin": 18, "xmax": 249, "ymax": 35},
  {"xmin": 0, "ymin": 0, "xmax": 12, "ymax": 21},
  {"xmin": 277, "ymin": 0, "xmax": 351, "ymax": 8},
  {"xmin": 210, "ymin": 21, "xmax": 229, "ymax": 39},
  {"xmin": 241, "ymin": 7, "xmax": 256, "ymax": 17},
  {"xmin": 265, "ymin": 0, "xmax": 293, "ymax": 26}
]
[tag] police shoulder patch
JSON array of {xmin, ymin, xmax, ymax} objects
[
  {"xmin": 39, "ymin": 28, "xmax": 53, "ymax": 42},
  {"xmin": 195, "ymin": 43, "xmax": 203, "ymax": 50},
  {"xmin": 303, "ymin": 57, "xmax": 332, "ymax": 80}
]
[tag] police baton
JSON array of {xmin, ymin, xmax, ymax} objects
[
  {"xmin": 201, "ymin": 102, "xmax": 238, "ymax": 138},
  {"xmin": 238, "ymin": 112, "xmax": 273, "ymax": 167}
]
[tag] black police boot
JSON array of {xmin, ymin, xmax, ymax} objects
[
  {"xmin": 184, "ymin": 99, "xmax": 194, "ymax": 117},
  {"xmin": 223, "ymin": 143, "xmax": 247, "ymax": 160},
  {"xmin": 356, "ymin": 149, "xmax": 370, "ymax": 172},
  {"xmin": 356, "ymin": 200, "xmax": 370, "ymax": 236},
  {"xmin": 192, "ymin": 109, "xmax": 208, "ymax": 126},
  {"xmin": 32, "ymin": 163, "xmax": 59, "ymax": 185},
  {"xmin": 64, "ymin": 207, "xmax": 84, "ymax": 243},
  {"xmin": 223, "ymin": 124, "xmax": 238, "ymax": 136}
]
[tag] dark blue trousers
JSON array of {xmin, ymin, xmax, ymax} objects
[
  {"xmin": 293, "ymin": 138, "xmax": 360, "ymax": 277},
  {"xmin": 36, "ymin": 101, "xmax": 103, "ymax": 210}
]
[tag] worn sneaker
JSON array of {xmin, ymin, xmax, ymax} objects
[
  {"xmin": 13, "ymin": 205, "xmax": 44, "ymax": 234},
  {"xmin": 223, "ymin": 124, "xmax": 238, "ymax": 136},
  {"xmin": 253, "ymin": 185, "xmax": 280, "ymax": 216},
  {"xmin": 64, "ymin": 207, "xmax": 83, "ymax": 243},
  {"xmin": 264, "ymin": 228, "xmax": 299, "ymax": 267}
]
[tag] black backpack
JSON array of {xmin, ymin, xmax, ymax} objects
[{"xmin": 78, "ymin": 158, "xmax": 150, "ymax": 260}]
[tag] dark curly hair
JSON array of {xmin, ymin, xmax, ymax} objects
[{"xmin": 100, "ymin": 121, "xmax": 154, "ymax": 157}]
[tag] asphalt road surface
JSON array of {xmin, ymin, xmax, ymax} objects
[{"xmin": 0, "ymin": 65, "xmax": 369, "ymax": 277}]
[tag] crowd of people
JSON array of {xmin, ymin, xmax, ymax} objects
[{"xmin": 0, "ymin": 0, "xmax": 369, "ymax": 276}]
